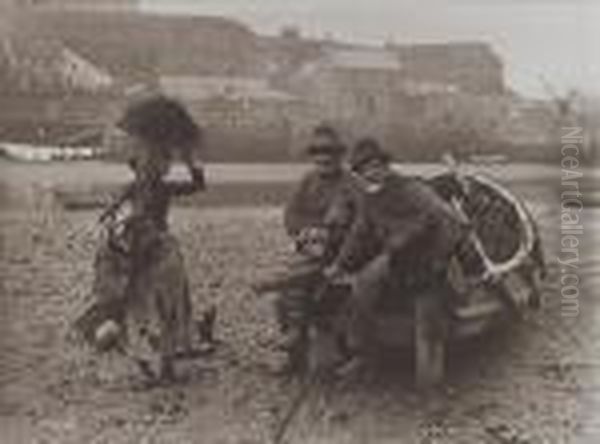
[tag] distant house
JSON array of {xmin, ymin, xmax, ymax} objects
[
  {"xmin": 286, "ymin": 47, "xmax": 404, "ymax": 131},
  {"xmin": 268, "ymin": 35, "xmax": 505, "ymax": 96},
  {"xmin": 275, "ymin": 40, "xmax": 506, "ymax": 142},
  {"xmin": 394, "ymin": 42, "xmax": 505, "ymax": 96}
]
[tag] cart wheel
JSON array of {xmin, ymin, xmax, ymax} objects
[{"xmin": 415, "ymin": 292, "xmax": 446, "ymax": 389}]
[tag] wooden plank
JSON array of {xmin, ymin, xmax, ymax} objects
[{"xmin": 453, "ymin": 299, "xmax": 504, "ymax": 320}]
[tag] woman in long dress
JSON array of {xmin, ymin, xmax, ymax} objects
[{"xmin": 83, "ymin": 95, "xmax": 206, "ymax": 383}]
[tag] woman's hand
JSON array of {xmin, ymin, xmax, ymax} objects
[
  {"xmin": 164, "ymin": 160, "xmax": 206, "ymax": 196},
  {"xmin": 187, "ymin": 161, "xmax": 206, "ymax": 191}
]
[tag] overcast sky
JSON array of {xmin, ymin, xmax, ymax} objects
[{"xmin": 141, "ymin": 0, "xmax": 599, "ymax": 99}]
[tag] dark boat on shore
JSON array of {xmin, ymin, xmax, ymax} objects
[{"xmin": 296, "ymin": 168, "xmax": 546, "ymax": 388}]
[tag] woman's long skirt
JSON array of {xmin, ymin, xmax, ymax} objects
[
  {"xmin": 77, "ymin": 230, "xmax": 194, "ymax": 366},
  {"xmin": 125, "ymin": 232, "xmax": 194, "ymax": 363}
]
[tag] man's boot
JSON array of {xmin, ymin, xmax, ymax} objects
[{"xmin": 274, "ymin": 286, "xmax": 311, "ymax": 376}]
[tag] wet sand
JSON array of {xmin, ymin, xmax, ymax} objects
[{"xmin": 2, "ymin": 161, "xmax": 597, "ymax": 443}]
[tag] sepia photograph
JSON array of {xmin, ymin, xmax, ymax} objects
[{"xmin": 0, "ymin": 1, "xmax": 598, "ymax": 443}]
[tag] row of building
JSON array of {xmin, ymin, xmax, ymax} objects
[{"xmin": 0, "ymin": 0, "xmax": 568, "ymax": 162}]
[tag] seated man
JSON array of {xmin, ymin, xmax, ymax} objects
[
  {"xmin": 276, "ymin": 124, "xmax": 357, "ymax": 374},
  {"xmin": 325, "ymin": 138, "xmax": 467, "ymax": 366}
]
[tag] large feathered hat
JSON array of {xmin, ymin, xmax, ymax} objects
[{"xmin": 117, "ymin": 95, "xmax": 201, "ymax": 154}]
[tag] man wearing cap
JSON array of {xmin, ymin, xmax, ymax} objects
[
  {"xmin": 284, "ymin": 125, "xmax": 353, "ymax": 238},
  {"xmin": 275, "ymin": 124, "xmax": 357, "ymax": 374},
  {"xmin": 325, "ymin": 138, "xmax": 467, "ymax": 368}
]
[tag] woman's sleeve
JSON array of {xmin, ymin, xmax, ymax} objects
[{"xmin": 166, "ymin": 165, "xmax": 206, "ymax": 196}]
